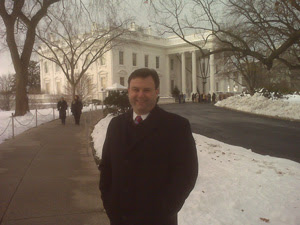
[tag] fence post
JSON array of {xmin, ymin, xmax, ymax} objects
[
  {"xmin": 35, "ymin": 108, "xmax": 38, "ymax": 127},
  {"xmin": 11, "ymin": 113, "xmax": 14, "ymax": 139},
  {"xmin": 90, "ymin": 109, "xmax": 92, "ymax": 124}
]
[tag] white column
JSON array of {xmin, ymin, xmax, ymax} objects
[
  {"xmin": 209, "ymin": 53, "xmax": 215, "ymax": 94},
  {"xmin": 192, "ymin": 51, "xmax": 197, "ymax": 94},
  {"xmin": 181, "ymin": 52, "xmax": 186, "ymax": 94},
  {"xmin": 165, "ymin": 54, "xmax": 171, "ymax": 96}
]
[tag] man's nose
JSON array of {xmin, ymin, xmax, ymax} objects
[{"xmin": 137, "ymin": 91, "xmax": 145, "ymax": 97}]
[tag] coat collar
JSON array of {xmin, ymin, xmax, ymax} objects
[{"xmin": 122, "ymin": 105, "xmax": 161, "ymax": 152}]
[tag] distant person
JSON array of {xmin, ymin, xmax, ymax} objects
[
  {"xmin": 179, "ymin": 93, "xmax": 183, "ymax": 104},
  {"xmin": 71, "ymin": 95, "xmax": 83, "ymax": 125},
  {"xmin": 207, "ymin": 93, "xmax": 211, "ymax": 103},
  {"xmin": 99, "ymin": 68, "xmax": 198, "ymax": 225},
  {"xmin": 57, "ymin": 97, "xmax": 68, "ymax": 125},
  {"xmin": 192, "ymin": 93, "xmax": 195, "ymax": 102},
  {"xmin": 212, "ymin": 92, "xmax": 216, "ymax": 103}
]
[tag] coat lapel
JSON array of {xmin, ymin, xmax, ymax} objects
[
  {"xmin": 127, "ymin": 106, "xmax": 161, "ymax": 152},
  {"xmin": 121, "ymin": 110, "xmax": 132, "ymax": 152}
]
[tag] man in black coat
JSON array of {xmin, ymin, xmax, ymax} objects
[
  {"xmin": 71, "ymin": 95, "xmax": 83, "ymax": 125},
  {"xmin": 57, "ymin": 97, "xmax": 68, "ymax": 125},
  {"xmin": 99, "ymin": 68, "xmax": 198, "ymax": 225}
]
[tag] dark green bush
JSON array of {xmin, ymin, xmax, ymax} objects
[{"xmin": 103, "ymin": 91, "xmax": 130, "ymax": 115}]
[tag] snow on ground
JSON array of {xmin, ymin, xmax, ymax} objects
[
  {"xmin": 91, "ymin": 113, "xmax": 300, "ymax": 225},
  {"xmin": 0, "ymin": 105, "xmax": 99, "ymax": 144},
  {"xmin": 215, "ymin": 93, "xmax": 300, "ymax": 121}
]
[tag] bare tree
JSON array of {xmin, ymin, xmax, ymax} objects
[
  {"xmin": 218, "ymin": 53, "xmax": 267, "ymax": 95},
  {"xmin": 27, "ymin": 60, "xmax": 40, "ymax": 93},
  {"xmin": 64, "ymin": 73, "xmax": 96, "ymax": 102},
  {"xmin": 35, "ymin": 0, "xmax": 132, "ymax": 99},
  {"xmin": 0, "ymin": 0, "xmax": 60, "ymax": 116},
  {"xmin": 198, "ymin": 56, "xmax": 210, "ymax": 94},
  {"xmin": 150, "ymin": 0, "xmax": 300, "ymax": 71},
  {"xmin": 0, "ymin": 73, "xmax": 15, "ymax": 110}
]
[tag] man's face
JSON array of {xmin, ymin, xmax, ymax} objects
[{"xmin": 128, "ymin": 76, "xmax": 159, "ymax": 115}]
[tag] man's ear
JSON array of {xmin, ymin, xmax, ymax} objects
[{"xmin": 155, "ymin": 89, "xmax": 159, "ymax": 95}]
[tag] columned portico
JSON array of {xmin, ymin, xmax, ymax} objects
[
  {"xmin": 181, "ymin": 52, "xmax": 186, "ymax": 94},
  {"xmin": 165, "ymin": 54, "xmax": 171, "ymax": 96},
  {"xmin": 192, "ymin": 51, "xmax": 197, "ymax": 94},
  {"xmin": 209, "ymin": 53, "xmax": 215, "ymax": 94}
]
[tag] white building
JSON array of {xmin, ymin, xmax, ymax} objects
[{"xmin": 39, "ymin": 25, "xmax": 243, "ymax": 101}]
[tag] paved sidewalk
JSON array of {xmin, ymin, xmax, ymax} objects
[{"xmin": 0, "ymin": 110, "xmax": 110, "ymax": 225}]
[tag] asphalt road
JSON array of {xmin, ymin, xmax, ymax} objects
[{"xmin": 160, "ymin": 103, "xmax": 300, "ymax": 163}]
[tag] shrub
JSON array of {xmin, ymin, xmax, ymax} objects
[{"xmin": 103, "ymin": 91, "xmax": 130, "ymax": 115}]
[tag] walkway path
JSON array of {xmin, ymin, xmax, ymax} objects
[{"xmin": 0, "ymin": 110, "xmax": 109, "ymax": 225}]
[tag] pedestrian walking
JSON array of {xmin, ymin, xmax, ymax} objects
[
  {"xmin": 57, "ymin": 97, "xmax": 68, "ymax": 125},
  {"xmin": 179, "ymin": 93, "xmax": 183, "ymax": 104},
  {"xmin": 212, "ymin": 92, "xmax": 216, "ymax": 103},
  {"xmin": 208, "ymin": 93, "xmax": 211, "ymax": 103},
  {"xmin": 71, "ymin": 95, "xmax": 83, "ymax": 125},
  {"xmin": 99, "ymin": 68, "xmax": 198, "ymax": 225}
]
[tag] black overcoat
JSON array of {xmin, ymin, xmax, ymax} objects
[
  {"xmin": 57, "ymin": 100, "xmax": 68, "ymax": 119},
  {"xmin": 71, "ymin": 100, "xmax": 83, "ymax": 116},
  {"xmin": 99, "ymin": 106, "xmax": 198, "ymax": 225}
]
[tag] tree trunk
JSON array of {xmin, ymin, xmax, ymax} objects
[
  {"xmin": 72, "ymin": 84, "xmax": 76, "ymax": 100},
  {"xmin": 14, "ymin": 68, "xmax": 29, "ymax": 116}
]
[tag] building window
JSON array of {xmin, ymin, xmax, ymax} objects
[
  {"xmin": 119, "ymin": 51, "xmax": 124, "ymax": 65},
  {"xmin": 120, "ymin": 77, "xmax": 125, "ymax": 86},
  {"xmin": 56, "ymin": 63, "xmax": 60, "ymax": 72},
  {"xmin": 145, "ymin": 55, "xmax": 149, "ymax": 67},
  {"xmin": 216, "ymin": 82, "xmax": 219, "ymax": 92},
  {"xmin": 56, "ymin": 82, "xmax": 61, "ymax": 94},
  {"xmin": 45, "ymin": 82, "xmax": 50, "ymax": 93},
  {"xmin": 100, "ymin": 77, "xmax": 107, "ymax": 89},
  {"xmin": 156, "ymin": 56, "xmax": 159, "ymax": 69},
  {"xmin": 132, "ymin": 53, "xmax": 137, "ymax": 66},
  {"xmin": 44, "ymin": 62, "xmax": 48, "ymax": 73},
  {"xmin": 170, "ymin": 59, "xmax": 174, "ymax": 70},
  {"xmin": 100, "ymin": 55, "xmax": 106, "ymax": 65}
]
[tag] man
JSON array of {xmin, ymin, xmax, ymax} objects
[
  {"xmin": 57, "ymin": 97, "xmax": 68, "ymax": 125},
  {"xmin": 71, "ymin": 95, "xmax": 83, "ymax": 125},
  {"xmin": 99, "ymin": 68, "xmax": 198, "ymax": 225}
]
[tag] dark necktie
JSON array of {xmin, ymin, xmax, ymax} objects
[{"xmin": 134, "ymin": 116, "xmax": 143, "ymax": 125}]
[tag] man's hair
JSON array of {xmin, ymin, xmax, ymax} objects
[{"xmin": 128, "ymin": 68, "xmax": 160, "ymax": 89}]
